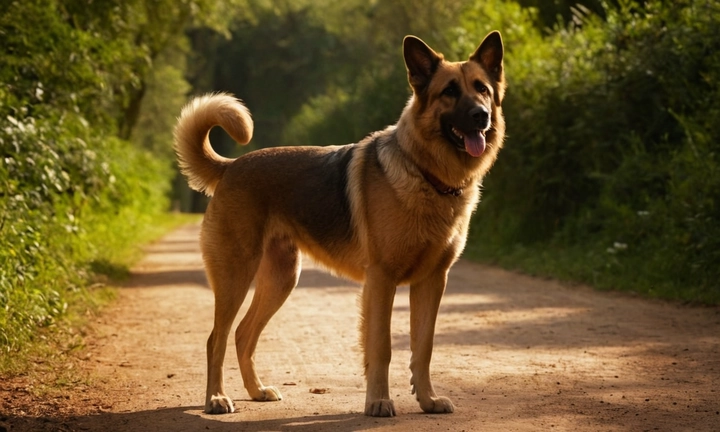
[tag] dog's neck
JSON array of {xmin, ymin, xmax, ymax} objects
[
  {"xmin": 420, "ymin": 169, "xmax": 466, "ymax": 197},
  {"xmin": 393, "ymin": 118, "xmax": 469, "ymax": 197}
]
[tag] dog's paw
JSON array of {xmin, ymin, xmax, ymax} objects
[
  {"xmin": 365, "ymin": 399, "xmax": 396, "ymax": 417},
  {"xmin": 251, "ymin": 386, "xmax": 283, "ymax": 402},
  {"xmin": 205, "ymin": 395, "xmax": 235, "ymax": 414},
  {"xmin": 419, "ymin": 395, "xmax": 454, "ymax": 414}
]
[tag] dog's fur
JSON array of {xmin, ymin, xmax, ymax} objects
[{"xmin": 174, "ymin": 31, "xmax": 505, "ymax": 417}]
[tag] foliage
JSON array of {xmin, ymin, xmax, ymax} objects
[
  {"xmin": 132, "ymin": 45, "xmax": 193, "ymax": 160},
  {"xmin": 0, "ymin": 0, "xmax": 222, "ymax": 359},
  {"xmin": 467, "ymin": 0, "xmax": 720, "ymax": 303},
  {"xmin": 0, "ymin": 109, "xmax": 171, "ymax": 354},
  {"xmin": 515, "ymin": 0, "xmax": 608, "ymax": 28},
  {"xmin": 185, "ymin": 4, "xmax": 353, "ymax": 152},
  {"xmin": 281, "ymin": 0, "xmax": 473, "ymax": 147}
]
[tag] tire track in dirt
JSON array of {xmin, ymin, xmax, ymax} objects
[{"xmin": 6, "ymin": 223, "xmax": 719, "ymax": 431}]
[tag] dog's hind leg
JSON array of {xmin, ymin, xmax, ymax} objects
[
  {"xmin": 235, "ymin": 236, "xmax": 300, "ymax": 402},
  {"xmin": 409, "ymin": 271, "xmax": 455, "ymax": 414},
  {"xmin": 204, "ymin": 246, "xmax": 261, "ymax": 414}
]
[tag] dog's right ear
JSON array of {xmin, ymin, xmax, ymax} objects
[
  {"xmin": 403, "ymin": 36, "xmax": 443, "ymax": 93},
  {"xmin": 470, "ymin": 31, "xmax": 505, "ymax": 104}
]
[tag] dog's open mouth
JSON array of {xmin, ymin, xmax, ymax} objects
[{"xmin": 449, "ymin": 126, "xmax": 487, "ymax": 158}]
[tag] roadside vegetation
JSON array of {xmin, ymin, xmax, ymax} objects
[
  {"xmin": 0, "ymin": 0, "xmax": 216, "ymax": 371},
  {"xmin": 466, "ymin": 0, "xmax": 720, "ymax": 304},
  {"xmin": 1, "ymin": 0, "xmax": 717, "ymax": 374}
]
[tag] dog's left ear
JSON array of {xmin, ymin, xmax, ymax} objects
[
  {"xmin": 403, "ymin": 36, "xmax": 443, "ymax": 93},
  {"xmin": 470, "ymin": 31, "xmax": 505, "ymax": 105}
]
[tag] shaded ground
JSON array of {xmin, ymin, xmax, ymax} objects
[{"xmin": 2, "ymin": 223, "xmax": 719, "ymax": 431}]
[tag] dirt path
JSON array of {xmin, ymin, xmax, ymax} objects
[{"xmin": 4, "ymin": 223, "xmax": 720, "ymax": 431}]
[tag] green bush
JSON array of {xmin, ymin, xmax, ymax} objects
[
  {"xmin": 467, "ymin": 0, "xmax": 720, "ymax": 303},
  {"xmin": 0, "ymin": 108, "xmax": 170, "ymax": 355},
  {"xmin": 0, "ymin": 0, "xmax": 224, "ymax": 360}
]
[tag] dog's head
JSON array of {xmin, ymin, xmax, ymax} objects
[{"xmin": 402, "ymin": 32, "xmax": 505, "ymax": 166}]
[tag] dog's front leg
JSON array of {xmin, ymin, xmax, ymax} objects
[
  {"xmin": 409, "ymin": 271, "xmax": 454, "ymax": 414},
  {"xmin": 361, "ymin": 266, "xmax": 397, "ymax": 417}
]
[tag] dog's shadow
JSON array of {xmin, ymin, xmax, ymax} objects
[{"xmin": 35, "ymin": 406, "xmax": 407, "ymax": 431}]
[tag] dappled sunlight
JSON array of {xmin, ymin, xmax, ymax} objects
[
  {"xmin": 438, "ymin": 293, "xmax": 507, "ymax": 309},
  {"xmin": 451, "ymin": 303, "xmax": 588, "ymax": 325},
  {"xmin": 135, "ymin": 225, "xmax": 205, "ymax": 270},
  {"xmin": 450, "ymin": 343, "xmax": 720, "ymax": 430}
]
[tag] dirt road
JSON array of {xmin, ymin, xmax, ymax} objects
[{"xmin": 4, "ymin": 223, "xmax": 719, "ymax": 431}]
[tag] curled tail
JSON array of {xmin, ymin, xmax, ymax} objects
[{"xmin": 173, "ymin": 93, "xmax": 253, "ymax": 196}]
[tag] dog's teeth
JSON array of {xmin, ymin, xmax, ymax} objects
[{"xmin": 451, "ymin": 127, "xmax": 463, "ymax": 140}]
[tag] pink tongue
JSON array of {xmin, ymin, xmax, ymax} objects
[{"xmin": 464, "ymin": 131, "xmax": 486, "ymax": 157}]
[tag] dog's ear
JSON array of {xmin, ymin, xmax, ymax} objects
[
  {"xmin": 403, "ymin": 36, "xmax": 443, "ymax": 93},
  {"xmin": 470, "ymin": 31, "xmax": 505, "ymax": 104},
  {"xmin": 470, "ymin": 31, "xmax": 504, "ymax": 78}
]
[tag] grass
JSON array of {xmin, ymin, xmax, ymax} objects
[
  {"xmin": 464, "ymin": 235, "xmax": 720, "ymax": 306},
  {"xmin": 0, "ymin": 212, "xmax": 202, "ymax": 379}
]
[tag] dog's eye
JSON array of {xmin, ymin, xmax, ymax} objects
[
  {"xmin": 442, "ymin": 83, "xmax": 460, "ymax": 98},
  {"xmin": 474, "ymin": 81, "xmax": 488, "ymax": 94}
]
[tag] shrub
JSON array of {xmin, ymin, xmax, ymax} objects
[
  {"xmin": 0, "ymin": 107, "xmax": 170, "ymax": 356},
  {"xmin": 467, "ymin": 0, "xmax": 720, "ymax": 303}
]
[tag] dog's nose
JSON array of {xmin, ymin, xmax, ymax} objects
[{"xmin": 469, "ymin": 106, "xmax": 490, "ymax": 128}]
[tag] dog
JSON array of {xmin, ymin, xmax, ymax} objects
[{"xmin": 174, "ymin": 31, "xmax": 505, "ymax": 417}]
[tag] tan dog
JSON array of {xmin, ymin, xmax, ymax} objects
[{"xmin": 174, "ymin": 31, "xmax": 505, "ymax": 417}]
